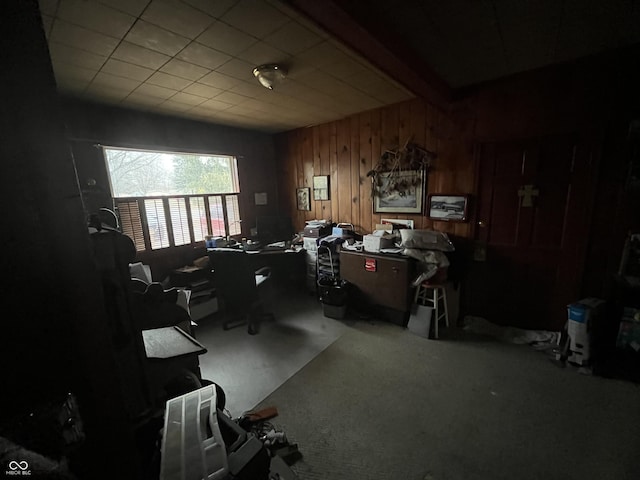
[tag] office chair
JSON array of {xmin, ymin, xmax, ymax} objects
[{"xmin": 207, "ymin": 248, "xmax": 274, "ymax": 335}]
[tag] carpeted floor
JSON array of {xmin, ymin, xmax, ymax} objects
[{"xmin": 255, "ymin": 320, "xmax": 640, "ymax": 480}]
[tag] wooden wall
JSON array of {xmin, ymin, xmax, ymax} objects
[
  {"xmin": 275, "ymin": 47, "xmax": 640, "ymax": 302},
  {"xmin": 275, "ymin": 98, "xmax": 475, "ymax": 239}
]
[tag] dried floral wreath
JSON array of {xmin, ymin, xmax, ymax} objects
[{"xmin": 367, "ymin": 137, "xmax": 436, "ymax": 198}]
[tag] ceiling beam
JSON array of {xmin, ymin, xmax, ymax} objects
[{"xmin": 286, "ymin": 0, "xmax": 452, "ymax": 107}]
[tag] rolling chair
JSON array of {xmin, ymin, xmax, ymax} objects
[{"xmin": 207, "ymin": 248, "xmax": 274, "ymax": 335}]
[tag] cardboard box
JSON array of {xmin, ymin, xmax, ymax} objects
[
  {"xmin": 566, "ymin": 298, "xmax": 605, "ymax": 366},
  {"xmin": 363, "ymin": 234, "xmax": 394, "ymax": 253}
]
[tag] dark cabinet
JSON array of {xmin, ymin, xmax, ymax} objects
[{"xmin": 340, "ymin": 250, "xmax": 415, "ymax": 324}]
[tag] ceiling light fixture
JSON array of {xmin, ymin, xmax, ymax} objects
[{"xmin": 253, "ymin": 64, "xmax": 287, "ymax": 90}]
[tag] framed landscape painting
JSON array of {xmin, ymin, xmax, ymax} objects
[
  {"xmin": 373, "ymin": 170, "xmax": 424, "ymax": 214},
  {"xmin": 427, "ymin": 194, "xmax": 469, "ymax": 222}
]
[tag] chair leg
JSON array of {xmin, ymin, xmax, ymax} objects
[
  {"xmin": 442, "ymin": 286, "xmax": 450, "ymax": 328},
  {"xmin": 223, "ymin": 316, "xmax": 247, "ymax": 331},
  {"xmin": 432, "ymin": 288, "xmax": 439, "ymax": 339}
]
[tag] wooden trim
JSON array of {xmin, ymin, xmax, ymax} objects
[{"xmin": 287, "ymin": 0, "xmax": 451, "ymax": 107}]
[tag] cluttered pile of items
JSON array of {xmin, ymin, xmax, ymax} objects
[
  {"xmin": 299, "ymin": 219, "xmax": 456, "ymax": 325},
  {"xmin": 159, "ymin": 384, "xmax": 300, "ymax": 480},
  {"xmin": 332, "ymin": 220, "xmax": 455, "ymax": 286}
]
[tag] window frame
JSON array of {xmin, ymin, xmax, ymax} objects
[{"xmin": 102, "ymin": 146, "xmax": 242, "ymax": 253}]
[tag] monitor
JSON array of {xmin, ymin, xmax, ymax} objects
[{"xmin": 255, "ymin": 215, "xmax": 293, "ymax": 244}]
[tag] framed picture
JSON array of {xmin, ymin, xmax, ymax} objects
[
  {"xmin": 373, "ymin": 170, "xmax": 424, "ymax": 214},
  {"xmin": 313, "ymin": 175, "xmax": 330, "ymax": 200},
  {"xmin": 427, "ymin": 194, "xmax": 469, "ymax": 222},
  {"xmin": 296, "ymin": 187, "xmax": 311, "ymax": 211}
]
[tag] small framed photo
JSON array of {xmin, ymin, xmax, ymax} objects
[
  {"xmin": 427, "ymin": 194, "xmax": 469, "ymax": 222},
  {"xmin": 296, "ymin": 187, "xmax": 311, "ymax": 211},
  {"xmin": 313, "ymin": 175, "xmax": 330, "ymax": 200}
]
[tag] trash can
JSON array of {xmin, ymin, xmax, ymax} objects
[{"xmin": 317, "ymin": 277, "xmax": 349, "ymax": 319}]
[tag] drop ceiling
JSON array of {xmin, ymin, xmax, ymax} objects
[
  {"xmin": 39, "ymin": 0, "xmax": 413, "ymax": 134},
  {"xmin": 40, "ymin": 0, "xmax": 640, "ymax": 134}
]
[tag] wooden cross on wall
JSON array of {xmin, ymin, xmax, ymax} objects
[{"xmin": 518, "ymin": 184, "xmax": 539, "ymax": 207}]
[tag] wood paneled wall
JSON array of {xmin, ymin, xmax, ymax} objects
[{"xmin": 275, "ymin": 98, "xmax": 475, "ymax": 238}]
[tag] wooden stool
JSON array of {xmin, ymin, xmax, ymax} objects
[{"xmin": 414, "ymin": 282, "xmax": 449, "ymax": 339}]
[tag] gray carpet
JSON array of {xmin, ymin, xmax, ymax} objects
[{"xmin": 255, "ymin": 320, "xmax": 640, "ymax": 480}]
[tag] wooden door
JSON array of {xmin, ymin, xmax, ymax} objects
[{"xmin": 468, "ymin": 134, "xmax": 597, "ymax": 331}]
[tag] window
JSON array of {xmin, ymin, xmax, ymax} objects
[{"xmin": 103, "ymin": 147, "xmax": 241, "ymax": 252}]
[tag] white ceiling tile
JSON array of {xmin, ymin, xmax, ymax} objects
[
  {"xmin": 177, "ymin": 42, "xmax": 232, "ymax": 70},
  {"xmin": 225, "ymin": 104, "xmax": 258, "ymax": 116},
  {"xmin": 98, "ymin": 0, "xmax": 149, "ymax": 17},
  {"xmin": 125, "ymin": 20, "xmax": 191, "ymax": 56},
  {"xmin": 221, "ymin": 0, "xmax": 289, "ymax": 39},
  {"xmin": 146, "ymin": 71, "xmax": 193, "ymax": 90},
  {"xmin": 56, "ymin": 0, "xmax": 136, "ymax": 38},
  {"xmin": 134, "ymin": 83, "xmax": 178, "ymax": 99},
  {"xmin": 197, "ymin": 98, "xmax": 233, "ymax": 111},
  {"xmin": 112, "ymin": 42, "xmax": 171, "ymax": 70},
  {"xmin": 157, "ymin": 100, "xmax": 195, "ymax": 113},
  {"xmin": 142, "ymin": 0, "xmax": 214, "ymax": 39},
  {"xmin": 160, "ymin": 59, "xmax": 210, "ymax": 81},
  {"xmin": 214, "ymin": 90, "xmax": 250, "ymax": 105},
  {"xmin": 49, "ymin": 42, "xmax": 107, "ymax": 70},
  {"xmin": 239, "ymin": 97, "xmax": 277, "ymax": 112},
  {"xmin": 50, "ymin": 19, "xmax": 120, "ymax": 57},
  {"xmin": 171, "ymin": 91, "xmax": 208, "ymax": 106},
  {"xmin": 182, "ymin": 82, "xmax": 223, "ymax": 98},
  {"xmin": 199, "ymin": 70, "xmax": 239, "ymax": 89},
  {"xmin": 101, "ymin": 58, "xmax": 155, "ymax": 81},
  {"xmin": 235, "ymin": 41, "xmax": 289, "ymax": 66},
  {"xmin": 263, "ymin": 20, "xmax": 322, "ymax": 55},
  {"xmin": 324, "ymin": 59, "xmax": 372, "ymax": 81},
  {"xmin": 91, "ymin": 71, "xmax": 141, "ymax": 90},
  {"xmin": 295, "ymin": 41, "xmax": 349, "ymax": 68},
  {"xmin": 84, "ymin": 83, "xmax": 132, "ymax": 101},
  {"xmin": 281, "ymin": 62, "xmax": 316, "ymax": 81},
  {"xmin": 214, "ymin": 58, "xmax": 254, "ymax": 80},
  {"xmin": 182, "ymin": 0, "xmax": 237, "ymax": 18},
  {"xmin": 196, "ymin": 21, "xmax": 258, "ymax": 55},
  {"xmin": 228, "ymin": 81, "xmax": 270, "ymax": 99},
  {"xmin": 125, "ymin": 92, "xmax": 166, "ymax": 106}
]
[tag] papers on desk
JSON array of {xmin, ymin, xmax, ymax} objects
[
  {"xmin": 379, "ymin": 248, "xmax": 404, "ymax": 254},
  {"xmin": 305, "ymin": 219, "xmax": 330, "ymax": 226},
  {"xmin": 342, "ymin": 242, "xmax": 363, "ymax": 251},
  {"xmin": 266, "ymin": 241, "xmax": 287, "ymax": 249}
]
